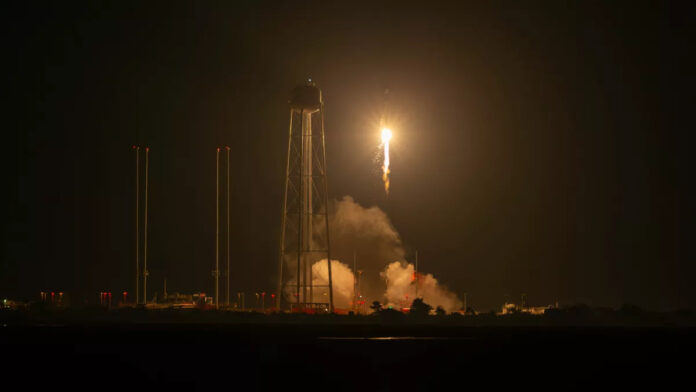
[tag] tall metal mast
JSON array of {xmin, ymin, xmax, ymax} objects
[
  {"xmin": 214, "ymin": 147, "xmax": 220, "ymax": 309},
  {"xmin": 320, "ymin": 102, "xmax": 334, "ymax": 311},
  {"xmin": 226, "ymin": 146, "xmax": 231, "ymax": 306},
  {"xmin": 143, "ymin": 147, "xmax": 149, "ymax": 304},
  {"xmin": 277, "ymin": 110, "xmax": 293, "ymax": 311},
  {"xmin": 415, "ymin": 250, "xmax": 419, "ymax": 299},
  {"xmin": 353, "ymin": 250, "xmax": 357, "ymax": 312},
  {"xmin": 133, "ymin": 146, "xmax": 140, "ymax": 305}
]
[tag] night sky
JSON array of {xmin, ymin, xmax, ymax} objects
[{"xmin": 3, "ymin": 1, "xmax": 693, "ymax": 310}]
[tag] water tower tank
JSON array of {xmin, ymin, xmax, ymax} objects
[{"xmin": 290, "ymin": 81, "xmax": 322, "ymax": 111}]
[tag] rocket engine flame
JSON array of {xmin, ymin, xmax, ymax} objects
[{"xmin": 381, "ymin": 128, "xmax": 392, "ymax": 195}]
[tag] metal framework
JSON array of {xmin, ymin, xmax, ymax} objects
[{"xmin": 277, "ymin": 82, "xmax": 334, "ymax": 312}]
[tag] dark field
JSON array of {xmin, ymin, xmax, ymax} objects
[{"xmin": 1, "ymin": 318, "xmax": 694, "ymax": 390}]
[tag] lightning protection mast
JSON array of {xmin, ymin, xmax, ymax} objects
[
  {"xmin": 277, "ymin": 80, "xmax": 334, "ymax": 313},
  {"xmin": 132, "ymin": 146, "xmax": 140, "ymax": 305}
]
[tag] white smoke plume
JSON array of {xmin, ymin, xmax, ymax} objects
[
  {"xmin": 382, "ymin": 261, "xmax": 462, "ymax": 313},
  {"xmin": 319, "ymin": 196, "xmax": 405, "ymax": 301},
  {"xmin": 312, "ymin": 196, "xmax": 461, "ymax": 313},
  {"xmin": 312, "ymin": 259, "xmax": 355, "ymax": 310},
  {"xmin": 329, "ymin": 196, "xmax": 404, "ymax": 257}
]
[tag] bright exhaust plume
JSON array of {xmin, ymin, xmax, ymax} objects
[{"xmin": 381, "ymin": 128, "xmax": 392, "ymax": 195}]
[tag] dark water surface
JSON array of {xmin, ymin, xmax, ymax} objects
[{"xmin": 2, "ymin": 324, "xmax": 693, "ymax": 390}]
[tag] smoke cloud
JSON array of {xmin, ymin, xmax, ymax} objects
[
  {"xmin": 318, "ymin": 196, "xmax": 462, "ymax": 313},
  {"xmin": 382, "ymin": 261, "xmax": 462, "ymax": 313},
  {"xmin": 317, "ymin": 196, "xmax": 405, "ymax": 301},
  {"xmin": 311, "ymin": 259, "xmax": 355, "ymax": 309},
  {"xmin": 329, "ymin": 196, "xmax": 404, "ymax": 257}
]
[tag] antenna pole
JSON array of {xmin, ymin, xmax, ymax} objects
[
  {"xmin": 134, "ymin": 146, "xmax": 140, "ymax": 305},
  {"xmin": 226, "ymin": 147, "xmax": 231, "ymax": 306},
  {"xmin": 353, "ymin": 250, "xmax": 357, "ymax": 312},
  {"xmin": 415, "ymin": 250, "xmax": 419, "ymax": 299},
  {"xmin": 143, "ymin": 147, "xmax": 149, "ymax": 304},
  {"xmin": 215, "ymin": 148, "xmax": 220, "ymax": 309},
  {"xmin": 277, "ymin": 110, "xmax": 293, "ymax": 311},
  {"xmin": 321, "ymin": 103, "xmax": 334, "ymax": 312}
]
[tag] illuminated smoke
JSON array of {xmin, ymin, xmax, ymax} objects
[
  {"xmin": 281, "ymin": 259, "xmax": 356, "ymax": 309},
  {"xmin": 315, "ymin": 196, "xmax": 461, "ymax": 313},
  {"xmin": 318, "ymin": 196, "xmax": 405, "ymax": 301},
  {"xmin": 312, "ymin": 259, "xmax": 355, "ymax": 309},
  {"xmin": 329, "ymin": 196, "xmax": 403, "ymax": 251},
  {"xmin": 381, "ymin": 128, "xmax": 392, "ymax": 195},
  {"xmin": 381, "ymin": 261, "xmax": 462, "ymax": 313}
]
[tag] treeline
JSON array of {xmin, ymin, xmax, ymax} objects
[{"xmin": 1, "ymin": 300, "xmax": 695, "ymax": 327}]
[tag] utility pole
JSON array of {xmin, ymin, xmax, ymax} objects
[
  {"xmin": 143, "ymin": 147, "xmax": 149, "ymax": 304},
  {"xmin": 214, "ymin": 148, "xmax": 220, "ymax": 309},
  {"xmin": 226, "ymin": 146, "xmax": 231, "ymax": 306},
  {"xmin": 133, "ymin": 146, "xmax": 140, "ymax": 305},
  {"xmin": 353, "ymin": 250, "xmax": 357, "ymax": 312},
  {"xmin": 415, "ymin": 250, "xmax": 419, "ymax": 299}
]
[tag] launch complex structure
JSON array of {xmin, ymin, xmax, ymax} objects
[
  {"xmin": 130, "ymin": 83, "xmax": 334, "ymax": 311},
  {"xmin": 277, "ymin": 81, "xmax": 334, "ymax": 312}
]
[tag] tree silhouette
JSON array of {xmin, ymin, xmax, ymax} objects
[
  {"xmin": 370, "ymin": 301, "xmax": 382, "ymax": 313},
  {"xmin": 410, "ymin": 298, "xmax": 432, "ymax": 317},
  {"xmin": 435, "ymin": 306, "xmax": 446, "ymax": 316}
]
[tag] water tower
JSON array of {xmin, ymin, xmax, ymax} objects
[{"xmin": 277, "ymin": 80, "xmax": 334, "ymax": 312}]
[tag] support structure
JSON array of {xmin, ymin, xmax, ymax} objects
[
  {"xmin": 133, "ymin": 146, "xmax": 140, "ymax": 304},
  {"xmin": 353, "ymin": 251, "xmax": 357, "ymax": 312},
  {"xmin": 277, "ymin": 81, "xmax": 334, "ymax": 313},
  {"xmin": 214, "ymin": 147, "xmax": 220, "ymax": 309},
  {"xmin": 143, "ymin": 147, "xmax": 150, "ymax": 304},
  {"xmin": 415, "ymin": 250, "xmax": 419, "ymax": 299},
  {"xmin": 226, "ymin": 146, "xmax": 231, "ymax": 306}
]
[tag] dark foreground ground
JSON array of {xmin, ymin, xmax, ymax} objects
[{"xmin": 2, "ymin": 317, "xmax": 694, "ymax": 391}]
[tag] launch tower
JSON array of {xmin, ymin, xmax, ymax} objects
[{"xmin": 277, "ymin": 81, "xmax": 334, "ymax": 312}]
